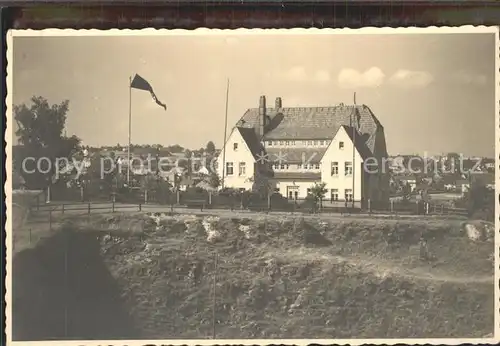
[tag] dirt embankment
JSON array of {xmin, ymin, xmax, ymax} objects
[
  {"xmin": 12, "ymin": 212, "xmax": 495, "ymax": 340},
  {"xmin": 12, "ymin": 225, "xmax": 139, "ymax": 341}
]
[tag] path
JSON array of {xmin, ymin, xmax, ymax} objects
[{"xmin": 272, "ymin": 248, "xmax": 494, "ymax": 285}]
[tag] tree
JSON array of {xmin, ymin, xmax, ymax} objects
[
  {"xmin": 14, "ymin": 96, "xmax": 81, "ymax": 189},
  {"xmin": 464, "ymin": 181, "xmax": 494, "ymax": 221},
  {"xmin": 208, "ymin": 173, "xmax": 220, "ymax": 189},
  {"xmin": 401, "ymin": 182, "xmax": 412, "ymax": 202},
  {"xmin": 167, "ymin": 144, "xmax": 184, "ymax": 153},
  {"xmin": 205, "ymin": 141, "xmax": 216, "ymax": 154},
  {"xmin": 310, "ymin": 182, "xmax": 327, "ymax": 209},
  {"xmin": 309, "ymin": 182, "xmax": 327, "ymax": 201}
]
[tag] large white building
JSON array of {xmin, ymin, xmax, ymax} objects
[{"xmin": 217, "ymin": 96, "xmax": 390, "ymax": 207}]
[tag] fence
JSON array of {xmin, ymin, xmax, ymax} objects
[{"xmin": 31, "ymin": 189, "xmax": 470, "ymax": 219}]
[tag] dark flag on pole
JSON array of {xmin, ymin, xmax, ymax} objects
[{"xmin": 130, "ymin": 74, "xmax": 167, "ymax": 110}]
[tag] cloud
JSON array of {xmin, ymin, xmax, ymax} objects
[
  {"xmin": 388, "ymin": 69, "xmax": 434, "ymax": 88},
  {"xmin": 337, "ymin": 67, "xmax": 385, "ymax": 89},
  {"xmin": 451, "ymin": 70, "xmax": 487, "ymax": 86}
]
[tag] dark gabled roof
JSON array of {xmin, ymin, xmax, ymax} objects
[
  {"xmin": 237, "ymin": 104, "xmax": 383, "ymax": 155},
  {"xmin": 272, "ymin": 172, "xmax": 321, "ymax": 180},
  {"xmin": 236, "ymin": 127, "xmax": 264, "ymax": 159},
  {"xmin": 339, "ymin": 125, "xmax": 373, "ymax": 160}
]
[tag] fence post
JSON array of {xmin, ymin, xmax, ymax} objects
[
  {"xmin": 61, "ymin": 204, "xmax": 65, "ymax": 214},
  {"xmin": 176, "ymin": 190, "xmax": 180, "ymax": 205},
  {"xmin": 139, "ymin": 203, "xmax": 142, "ymax": 212},
  {"xmin": 368, "ymin": 199, "xmax": 371, "ymax": 215},
  {"xmin": 49, "ymin": 209, "xmax": 52, "ymax": 230},
  {"xmin": 29, "ymin": 228, "xmax": 32, "ymax": 244},
  {"xmin": 145, "ymin": 190, "xmax": 148, "ymax": 204},
  {"xmin": 209, "ymin": 191, "xmax": 212, "ymax": 205},
  {"xmin": 267, "ymin": 194, "xmax": 271, "ymax": 212},
  {"xmin": 112, "ymin": 199, "xmax": 115, "ymax": 213},
  {"xmin": 390, "ymin": 199, "xmax": 394, "ymax": 214},
  {"xmin": 88, "ymin": 203, "xmax": 91, "ymax": 215}
]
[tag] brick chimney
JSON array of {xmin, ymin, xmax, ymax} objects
[
  {"xmin": 259, "ymin": 95, "xmax": 266, "ymax": 137},
  {"xmin": 275, "ymin": 97, "xmax": 282, "ymax": 109}
]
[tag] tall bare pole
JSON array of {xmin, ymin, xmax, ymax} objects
[
  {"xmin": 212, "ymin": 252, "xmax": 218, "ymax": 339},
  {"xmin": 220, "ymin": 79, "xmax": 230, "ymax": 189},
  {"xmin": 352, "ymin": 92, "xmax": 356, "ymax": 209},
  {"xmin": 127, "ymin": 76, "xmax": 132, "ymax": 186}
]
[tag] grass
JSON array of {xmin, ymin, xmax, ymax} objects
[{"xmin": 12, "ymin": 211, "xmax": 494, "ymax": 340}]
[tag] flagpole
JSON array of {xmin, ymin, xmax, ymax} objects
[
  {"xmin": 128, "ymin": 76, "xmax": 132, "ymax": 186},
  {"xmin": 352, "ymin": 92, "xmax": 356, "ymax": 209},
  {"xmin": 221, "ymin": 78, "xmax": 230, "ymax": 189}
]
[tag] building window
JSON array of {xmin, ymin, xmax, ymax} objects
[
  {"xmin": 307, "ymin": 140, "xmax": 313, "ymax": 146},
  {"xmin": 274, "ymin": 163, "xmax": 280, "ymax": 169},
  {"xmin": 279, "ymin": 141, "xmax": 284, "ymax": 145},
  {"xmin": 291, "ymin": 141, "xmax": 296, "ymax": 145},
  {"xmin": 285, "ymin": 141, "xmax": 290, "ymax": 145},
  {"xmin": 268, "ymin": 141, "xmax": 273, "ymax": 146},
  {"xmin": 226, "ymin": 162, "xmax": 234, "ymax": 176},
  {"xmin": 345, "ymin": 161, "xmax": 353, "ymax": 176},
  {"xmin": 339, "ymin": 141, "xmax": 344, "ymax": 149},
  {"xmin": 331, "ymin": 162, "xmax": 339, "ymax": 176},
  {"xmin": 238, "ymin": 162, "xmax": 246, "ymax": 176},
  {"xmin": 320, "ymin": 140, "xmax": 324, "ymax": 145},
  {"xmin": 331, "ymin": 189, "xmax": 339, "ymax": 201},
  {"xmin": 297, "ymin": 163, "xmax": 302, "ymax": 169},
  {"xmin": 315, "ymin": 163, "xmax": 320, "ymax": 169},
  {"xmin": 345, "ymin": 189, "xmax": 353, "ymax": 202},
  {"xmin": 313, "ymin": 140, "xmax": 318, "ymax": 146},
  {"xmin": 280, "ymin": 164, "xmax": 285, "ymax": 169},
  {"xmin": 233, "ymin": 143, "xmax": 238, "ymax": 151}
]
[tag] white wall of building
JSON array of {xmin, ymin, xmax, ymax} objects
[
  {"xmin": 320, "ymin": 126, "xmax": 364, "ymax": 201},
  {"xmin": 216, "ymin": 129, "xmax": 255, "ymax": 191},
  {"xmin": 274, "ymin": 179, "xmax": 318, "ymax": 199}
]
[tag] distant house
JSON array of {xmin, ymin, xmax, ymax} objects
[
  {"xmin": 391, "ymin": 176, "xmax": 417, "ymax": 192},
  {"xmin": 216, "ymin": 95, "xmax": 390, "ymax": 205},
  {"xmin": 458, "ymin": 172, "xmax": 495, "ymax": 196},
  {"xmin": 196, "ymin": 166, "xmax": 210, "ymax": 175}
]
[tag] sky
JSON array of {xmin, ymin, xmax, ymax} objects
[{"xmin": 11, "ymin": 31, "xmax": 496, "ymax": 158}]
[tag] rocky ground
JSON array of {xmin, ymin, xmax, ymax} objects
[{"xmin": 12, "ymin": 211, "xmax": 494, "ymax": 340}]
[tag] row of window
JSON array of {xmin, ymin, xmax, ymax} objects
[
  {"xmin": 267, "ymin": 139, "xmax": 332, "ymax": 147},
  {"xmin": 225, "ymin": 161, "xmax": 354, "ymax": 176},
  {"xmin": 273, "ymin": 163, "xmax": 321, "ymax": 170},
  {"xmin": 233, "ymin": 141, "xmax": 347, "ymax": 151},
  {"xmin": 267, "ymin": 140, "xmax": 347, "ymax": 149},
  {"xmin": 331, "ymin": 161, "xmax": 353, "ymax": 176},
  {"xmin": 225, "ymin": 162, "xmax": 246, "ymax": 176},
  {"xmin": 296, "ymin": 188, "xmax": 353, "ymax": 201}
]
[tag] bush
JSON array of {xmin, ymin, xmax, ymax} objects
[{"xmin": 462, "ymin": 183, "xmax": 494, "ymax": 221}]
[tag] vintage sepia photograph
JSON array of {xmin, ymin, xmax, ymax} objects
[{"xmin": 6, "ymin": 27, "xmax": 499, "ymax": 344}]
